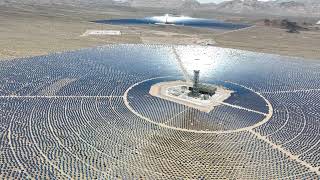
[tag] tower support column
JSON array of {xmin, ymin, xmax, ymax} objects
[{"xmin": 192, "ymin": 70, "xmax": 200, "ymax": 97}]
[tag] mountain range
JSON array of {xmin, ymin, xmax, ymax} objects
[
  {"xmin": 1, "ymin": 0, "xmax": 320, "ymax": 17},
  {"xmin": 203, "ymin": 0, "xmax": 320, "ymax": 16}
]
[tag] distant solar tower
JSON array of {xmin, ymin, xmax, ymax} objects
[{"xmin": 192, "ymin": 70, "xmax": 200, "ymax": 97}]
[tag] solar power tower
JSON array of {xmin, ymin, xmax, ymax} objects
[{"xmin": 192, "ymin": 70, "xmax": 200, "ymax": 97}]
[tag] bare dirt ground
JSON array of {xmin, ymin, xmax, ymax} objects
[
  {"xmin": 0, "ymin": 4, "xmax": 319, "ymax": 60},
  {"xmin": 0, "ymin": 5, "xmax": 142, "ymax": 59},
  {"xmin": 213, "ymin": 26, "xmax": 320, "ymax": 60}
]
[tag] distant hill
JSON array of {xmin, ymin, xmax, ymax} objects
[
  {"xmin": 0, "ymin": 0, "xmax": 124, "ymax": 6},
  {"xmin": 204, "ymin": 0, "xmax": 319, "ymax": 17},
  {"xmin": 127, "ymin": 0, "xmax": 200, "ymax": 8},
  {"xmin": 276, "ymin": 0, "xmax": 318, "ymax": 4},
  {"xmin": 1, "ymin": 0, "xmax": 319, "ymax": 17}
]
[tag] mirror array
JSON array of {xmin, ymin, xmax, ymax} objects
[
  {"xmin": 93, "ymin": 16, "xmax": 249, "ymax": 30},
  {"xmin": 0, "ymin": 44, "xmax": 319, "ymax": 179}
]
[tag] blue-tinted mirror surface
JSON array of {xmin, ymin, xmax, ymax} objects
[
  {"xmin": 0, "ymin": 44, "xmax": 319, "ymax": 179},
  {"xmin": 93, "ymin": 16, "xmax": 250, "ymax": 30}
]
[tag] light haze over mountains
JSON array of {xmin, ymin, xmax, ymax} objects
[{"xmin": 1, "ymin": 0, "xmax": 319, "ymax": 16}]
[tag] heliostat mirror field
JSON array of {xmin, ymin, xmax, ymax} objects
[{"xmin": 0, "ymin": 44, "xmax": 319, "ymax": 179}]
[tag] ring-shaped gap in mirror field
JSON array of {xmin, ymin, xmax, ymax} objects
[{"xmin": 123, "ymin": 77, "xmax": 273, "ymax": 134}]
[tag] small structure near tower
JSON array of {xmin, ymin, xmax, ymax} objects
[
  {"xmin": 188, "ymin": 70, "xmax": 217, "ymax": 98},
  {"xmin": 150, "ymin": 68, "xmax": 233, "ymax": 113}
]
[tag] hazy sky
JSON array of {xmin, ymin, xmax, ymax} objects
[
  {"xmin": 197, "ymin": 0, "xmax": 273, "ymax": 3},
  {"xmin": 197, "ymin": 0, "xmax": 228, "ymax": 3}
]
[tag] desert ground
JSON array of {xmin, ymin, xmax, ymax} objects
[{"xmin": 0, "ymin": 4, "xmax": 319, "ymax": 60}]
